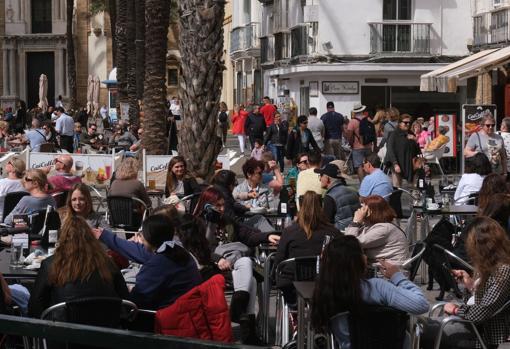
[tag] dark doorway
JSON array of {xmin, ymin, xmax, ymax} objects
[{"xmin": 26, "ymin": 52, "xmax": 55, "ymax": 110}]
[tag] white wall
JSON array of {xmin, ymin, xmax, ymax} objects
[{"xmin": 316, "ymin": 0, "xmax": 471, "ymax": 57}]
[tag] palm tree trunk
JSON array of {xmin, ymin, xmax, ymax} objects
[
  {"xmin": 108, "ymin": 0, "xmax": 117, "ymax": 64},
  {"xmin": 126, "ymin": 0, "xmax": 138, "ymax": 125},
  {"xmin": 115, "ymin": 0, "xmax": 128, "ymax": 113},
  {"xmin": 178, "ymin": 0, "xmax": 226, "ymax": 180},
  {"xmin": 142, "ymin": 0, "xmax": 170, "ymax": 154},
  {"xmin": 135, "ymin": 0, "xmax": 146, "ymax": 101},
  {"xmin": 66, "ymin": 0, "xmax": 77, "ymax": 110}
]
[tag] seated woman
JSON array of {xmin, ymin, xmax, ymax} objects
[
  {"xmin": 4, "ymin": 169, "xmax": 56, "ymax": 226},
  {"xmin": 233, "ymin": 158, "xmax": 275, "ymax": 209},
  {"xmin": 164, "ymin": 156, "xmax": 200, "ymax": 198},
  {"xmin": 60, "ymin": 183, "xmax": 108, "ymax": 228},
  {"xmin": 311, "ymin": 235, "xmax": 429, "ymax": 349},
  {"xmin": 93, "ymin": 215, "xmax": 202, "ymax": 310},
  {"xmin": 28, "ymin": 215, "xmax": 129, "ymax": 318},
  {"xmin": 478, "ymin": 173, "xmax": 510, "ymax": 212},
  {"xmin": 481, "ymin": 193, "xmax": 510, "ymax": 235},
  {"xmin": 344, "ymin": 195, "xmax": 408, "ymax": 265},
  {"xmin": 421, "ymin": 217, "xmax": 510, "ymax": 349},
  {"xmin": 211, "ymin": 170, "xmax": 248, "ymax": 220},
  {"xmin": 0, "ymin": 156, "xmax": 26, "ymax": 217},
  {"xmin": 194, "ymin": 186, "xmax": 280, "ymax": 344},
  {"xmin": 274, "ymin": 191, "xmax": 341, "ymax": 305},
  {"xmin": 454, "ymin": 153, "xmax": 492, "ymax": 204},
  {"xmin": 285, "ymin": 153, "xmax": 309, "ymax": 186},
  {"xmin": 260, "ymin": 151, "xmax": 284, "ymax": 193},
  {"xmin": 108, "ymin": 158, "xmax": 151, "ymax": 208}
]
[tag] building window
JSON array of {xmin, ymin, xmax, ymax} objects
[
  {"xmin": 491, "ymin": 10, "xmax": 508, "ymax": 43},
  {"xmin": 494, "ymin": 0, "xmax": 502, "ymax": 7},
  {"xmin": 31, "ymin": 0, "xmax": 52, "ymax": 33},
  {"xmin": 383, "ymin": 0, "xmax": 411, "ymax": 20},
  {"xmin": 167, "ymin": 69, "xmax": 178, "ymax": 86},
  {"xmin": 474, "ymin": 16, "xmax": 488, "ymax": 46}
]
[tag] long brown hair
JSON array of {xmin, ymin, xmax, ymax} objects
[
  {"xmin": 165, "ymin": 156, "xmax": 189, "ymax": 194},
  {"xmin": 478, "ymin": 174, "xmax": 510, "ymax": 211},
  {"xmin": 49, "ymin": 215, "xmax": 114, "ymax": 287},
  {"xmin": 64, "ymin": 183, "xmax": 94, "ymax": 218},
  {"xmin": 297, "ymin": 191, "xmax": 332, "ymax": 239},
  {"xmin": 465, "ymin": 217, "xmax": 510, "ymax": 286}
]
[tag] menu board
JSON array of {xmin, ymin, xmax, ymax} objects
[{"xmin": 435, "ymin": 114, "xmax": 457, "ymax": 157}]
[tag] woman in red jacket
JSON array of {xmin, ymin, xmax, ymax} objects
[{"xmin": 231, "ymin": 104, "xmax": 248, "ymax": 155}]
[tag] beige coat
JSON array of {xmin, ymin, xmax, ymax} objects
[{"xmin": 344, "ymin": 222, "xmax": 409, "ymax": 264}]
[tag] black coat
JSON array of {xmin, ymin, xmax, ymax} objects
[
  {"xmin": 386, "ymin": 129, "xmax": 421, "ymax": 182},
  {"xmin": 244, "ymin": 112, "xmax": 266, "ymax": 137},
  {"xmin": 286, "ymin": 128, "xmax": 320, "ymax": 160},
  {"xmin": 28, "ymin": 255, "xmax": 129, "ymax": 318},
  {"xmin": 264, "ymin": 122, "xmax": 288, "ymax": 146}
]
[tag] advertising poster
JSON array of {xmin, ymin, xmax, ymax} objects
[
  {"xmin": 435, "ymin": 114, "xmax": 457, "ymax": 157},
  {"xmin": 145, "ymin": 155, "xmax": 173, "ymax": 189},
  {"xmin": 29, "ymin": 153, "xmax": 113, "ymax": 186},
  {"xmin": 461, "ymin": 104, "xmax": 497, "ymax": 172}
]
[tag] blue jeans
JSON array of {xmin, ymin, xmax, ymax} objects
[{"xmin": 268, "ymin": 143, "xmax": 285, "ymax": 171}]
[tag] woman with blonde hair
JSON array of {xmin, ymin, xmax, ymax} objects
[
  {"xmin": 0, "ymin": 156, "xmax": 26, "ymax": 217},
  {"xmin": 4, "ymin": 169, "xmax": 55, "ymax": 225},
  {"xmin": 274, "ymin": 191, "xmax": 341, "ymax": 304},
  {"xmin": 28, "ymin": 215, "xmax": 129, "ymax": 317},
  {"xmin": 109, "ymin": 158, "xmax": 151, "ymax": 208}
]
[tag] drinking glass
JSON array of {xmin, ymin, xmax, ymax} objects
[
  {"xmin": 10, "ymin": 243, "xmax": 22, "ymax": 267},
  {"xmin": 148, "ymin": 179, "xmax": 156, "ymax": 190}
]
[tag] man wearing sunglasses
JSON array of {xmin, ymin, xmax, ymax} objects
[
  {"xmin": 465, "ymin": 114, "xmax": 507, "ymax": 175},
  {"xmin": 45, "ymin": 154, "xmax": 82, "ymax": 193}
]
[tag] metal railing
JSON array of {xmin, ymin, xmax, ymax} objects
[
  {"xmin": 260, "ymin": 36, "xmax": 275, "ymax": 64},
  {"xmin": 290, "ymin": 23, "xmax": 318, "ymax": 57},
  {"xmin": 369, "ymin": 22, "xmax": 432, "ymax": 54},
  {"xmin": 230, "ymin": 23, "xmax": 260, "ymax": 54},
  {"xmin": 491, "ymin": 9, "xmax": 509, "ymax": 43}
]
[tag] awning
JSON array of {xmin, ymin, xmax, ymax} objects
[{"xmin": 420, "ymin": 46, "xmax": 510, "ymax": 93}]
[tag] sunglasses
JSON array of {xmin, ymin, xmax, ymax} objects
[
  {"xmin": 24, "ymin": 177, "xmax": 33, "ymax": 182},
  {"xmin": 484, "ymin": 124, "xmax": 495, "ymax": 128},
  {"xmin": 401, "ymin": 121, "xmax": 411, "ymax": 125},
  {"xmin": 54, "ymin": 159, "xmax": 62, "ymax": 164},
  {"xmin": 90, "ymin": 128, "xmax": 97, "ymax": 131},
  {"xmin": 298, "ymin": 160, "xmax": 309, "ymax": 164}
]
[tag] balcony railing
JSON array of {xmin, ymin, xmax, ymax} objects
[
  {"xmin": 230, "ymin": 23, "xmax": 260, "ymax": 55},
  {"xmin": 369, "ymin": 22, "xmax": 431, "ymax": 55},
  {"xmin": 260, "ymin": 36, "xmax": 275, "ymax": 64},
  {"xmin": 290, "ymin": 23, "xmax": 318, "ymax": 57}
]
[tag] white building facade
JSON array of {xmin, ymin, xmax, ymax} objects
[{"xmin": 231, "ymin": 0, "xmax": 473, "ymax": 117}]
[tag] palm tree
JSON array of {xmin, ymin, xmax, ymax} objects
[
  {"xmin": 142, "ymin": 0, "xmax": 170, "ymax": 154},
  {"xmin": 135, "ymin": 0, "xmax": 146, "ymax": 101},
  {"xmin": 126, "ymin": 0, "xmax": 138, "ymax": 124},
  {"xmin": 116, "ymin": 0, "xmax": 128, "ymax": 111},
  {"xmin": 178, "ymin": 0, "xmax": 226, "ymax": 180},
  {"xmin": 66, "ymin": 0, "xmax": 77, "ymax": 110}
]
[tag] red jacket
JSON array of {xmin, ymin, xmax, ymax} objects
[
  {"xmin": 260, "ymin": 103, "xmax": 277, "ymax": 127},
  {"xmin": 154, "ymin": 274, "xmax": 233, "ymax": 343},
  {"xmin": 231, "ymin": 110, "xmax": 248, "ymax": 135}
]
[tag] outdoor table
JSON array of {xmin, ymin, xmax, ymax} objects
[
  {"xmin": 0, "ymin": 248, "xmax": 38, "ymax": 280},
  {"xmin": 294, "ymin": 281, "xmax": 315, "ymax": 349}
]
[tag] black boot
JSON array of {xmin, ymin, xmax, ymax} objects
[
  {"xmin": 239, "ymin": 314, "xmax": 263, "ymax": 345},
  {"xmin": 230, "ymin": 291, "xmax": 250, "ymax": 323}
]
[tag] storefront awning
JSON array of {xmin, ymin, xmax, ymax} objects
[{"xmin": 420, "ymin": 46, "xmax": 510, "ymax": 93}]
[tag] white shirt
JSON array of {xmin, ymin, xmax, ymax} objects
[
  {"xmin": 170, "ymin": 103, "xmax": 181, "ymax": 117},
  {"xmin": 55, "ymin": 113, "xmax": 75, "ymax": 136},
  {"xmin": 454, "ymin": 173, "xmax": 484, "ymax": 204},
  {"xmin": 307, "ymin": 115, "xmax": 324, "ymax": 150}
]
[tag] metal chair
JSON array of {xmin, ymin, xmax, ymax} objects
[
  {"xmin": 86, "ymin": 184, "xmax": 106, "ymax": 212},
  {"xmin": 106, "ymin": 196, "xmax": 148, "ymax": 232},
  {"xmin": 274, "ymin": 256, "xmax": 318, "ymax": 347},
  {"xmin": 432, "ymin": 244, "xmax": 473, "ymax": 300},
  {"xmin": 2, "ymin": 191, "xmax": 30, "ymax": 223},
  {"xmin": 28, "ymin": 209, "xmax": 61, "ymax": 248},
  {"xmin": 51, "ymin": 191, "xmax": 69, "ymax": 209},
  {"xmin": 430, "ymin": 299, "xmax": 510, "ymax": 349},
  {"xmin": 401, "ymin": 241, "xmax": 427, "ymax": 282}
]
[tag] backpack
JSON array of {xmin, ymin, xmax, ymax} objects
[
  {"xmin": 358, "ymin": 117, "xmax": 376, "ymax": 145},
  {"xmin": 218, "ymin": 111, "xmax": 228, "ymax": 124}
]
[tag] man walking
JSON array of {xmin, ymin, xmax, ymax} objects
[
  {"xmin": 307, "ymin": 107, "xmax": 324, "ymax": 151},
  {"xmin": 347, "ymin": 103, "xmax": 375, "ymax": 181},
  {"xmin": 264, "ymin": 112, "xmax": 288, "ymax": 171},
  {"xmin": 321, "ymin": 101, "xmax": 345, "ymax": 160},
  {"xmin": 260, "ymin": 96, "xmax": 277, "ymax": 127},
  {"xmin": 244, "ymin": 104, "xmax": 266, "ymax": 149},
  {"xmin": 54, "ymin": 107, "xmax": 75, "ymax": 153}
]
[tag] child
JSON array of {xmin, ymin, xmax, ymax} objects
[{"xmin": 250, "ymin": 138, "xmax": 264, "ymax": 160}]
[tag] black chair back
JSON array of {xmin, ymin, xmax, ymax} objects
[
  {"xmin": 29, "ymin": 209, "xmax": 61, "ymax": 248},
  {"xmin": 2, "ymin": 191, "xmax": 30, "ymax": 222},
  {"xmin": 65, "ymin": 297, "xmax": 123, "ymax": 328},
  {"xmin": 294, "ymin": 256, "xmax": 317, "ymax": 281},
  {"xmin": 52, "ymin": 191, "xmax": 70, "ymax": 209},
  {"xmin": 388, "ymin": 189, "xmax": 404, "ymax": 219},
  {"xmin": 331, "ymin": 305, "xmax": 408, "ymax": 349},
  {"xmin": 107, "ymin": 196, "xmax": 143, "ymax": 231},
  {"xmin": 350, "ymin": 305, "xmax": 408, "ymax": 349}
]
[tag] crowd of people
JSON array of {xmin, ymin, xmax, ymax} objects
[{"xmin": 0, "ymin": 97, "xmax": 510, "ymax": 348}]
